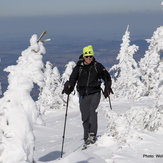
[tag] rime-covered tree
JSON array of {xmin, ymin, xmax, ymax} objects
[
  {"xmin": 0, "ymin": 83, "xmax": 2, "ymax": 95},
  {"xmin": 0, "ymin": 58, "xmax": 2, "ymax": 95},
  {"xmin": 155, "ymin": 3, "xmax": 163, "ymax": 108},
  {"xmin": 55, "ymin": 61, "xmax": 76, "ymax": 109},
  {"xmin": 0, "ymin": 34, "xmax": 45, "ymax": 163},
  {"xmin": 37, "ymin": 61, "xmax": 61, "ymax": 113},
  {"xmin": 103, "ymin": 105, "xmax": 163, "ymax": 149},
  {"xmin": 139, "ymin": 26, "xmax": 163, "ymax": 96},
  {"xmin": 61, "ymin": 61, "xmax": 76, "ymax": 85},
  {"xmin": 155, "ymin": 60, "xmax": 163, "ymax": 109},
  {"xmin": 51, "ymin": 66, "xmax": 63, "ymax": 109},
  {"xmin": 110, "ymin": 26, "xmax": 145, "ymax": 99}
]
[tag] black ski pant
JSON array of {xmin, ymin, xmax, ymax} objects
[{"xmin": 79, "ymin": 92, "xmax": 101, "ymax": 141}]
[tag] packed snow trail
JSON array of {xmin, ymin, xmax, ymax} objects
[
  {"xmin": 33, "ymin": 97, "xmax": 163, "ymax": 163},
  {"xmin": 33, "ymin": 100, "xmax": 108, "ymax": 162}
]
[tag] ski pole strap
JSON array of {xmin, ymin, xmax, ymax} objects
[{"xmin": 107, "ymin": 89, "xmax": 110, "ymax": 97}]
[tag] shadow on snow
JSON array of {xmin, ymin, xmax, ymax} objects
[
  {"xmin": 38, "ymin": 151, "xmax": 61, "ymax": 162},
  {"xmin": 76, "ymin": 157, "xmax": 94, "ymax": 163}
]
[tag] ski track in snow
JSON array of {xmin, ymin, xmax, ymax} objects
[{"xmin": 33, "ymin": 97, "xmax": 163, "ymax": 163}]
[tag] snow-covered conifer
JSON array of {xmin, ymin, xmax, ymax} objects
[
  {"xmin": 0, "ymin": 34, "xmax": 45, "ymax": 163},
  {"xmin": 0, "ymin": 82, "xmax": 2, "ymax": 95},
  {"xmin": 55, "ymin": 61, "xmax": 76, "ymax": 109},
  {"xmin": 103, "ymin": 104, "xmax": 163, "ymax": 149},
  {"xmin": 124, "ymin": 106, "xmax": 163, "ymax": 132},
  {"xmin": 110, "ymin": 26, "xmax": 145, "ymax": 99},
  {"xmin": 0, "ymin": 58, "xmax": 2, "ymax": 95},
  {"xmin": 37, "ymin": 61, "xmax": 61, "ymax": 113},
  {"xmin": 155, "ymin": 60, "xmax": 163, "ymax": 109},
  {"xmin": 61, "ymin": 61, "xmax": 76, "ymax": 85},
  {"xmin": 139, "ymin": 26, "xmax": 163, "ymax": 96}
]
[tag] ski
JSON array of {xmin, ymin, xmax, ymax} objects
[{"xmin": 37, "ymin": 31, "xmax": 47, "ymax": 42}]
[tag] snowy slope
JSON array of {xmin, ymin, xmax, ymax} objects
[{"xmin": 33, "ymin": 97, "xmax": 163, "ymax": 163}]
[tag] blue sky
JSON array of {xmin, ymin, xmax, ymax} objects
[{"xmin": 0, "ymin": 0, "xmax": 162, "ymax": 40}]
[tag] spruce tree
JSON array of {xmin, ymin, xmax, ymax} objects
[
  {"xmin": 155, "ymin": 60, "xmax": 163, "ymax": 109},
  {"xmin": 139, "ymin": 26, "xmax": 163, "ymax": 96},
  {"xmin": 110, "ymin": 26, "xmax": 145, "ymax": 99},
  {"xmin": 55, "ymin": 61, "xmax": 76, "ymax": 109},
  {"xmin": 37, "ymin": 61, "xmax": 61, "ymax": 113}
]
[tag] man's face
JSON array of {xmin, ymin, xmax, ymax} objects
[{"xmin": 84, "ymin": 56, "xmax": 94, "ymax": 65}]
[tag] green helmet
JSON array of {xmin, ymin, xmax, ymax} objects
[{"xmin": 83, "ymin": 45, "xmax": 94, "ymax": 57}]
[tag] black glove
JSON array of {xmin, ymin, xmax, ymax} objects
[
  {"xmin": 103, "ymin": 86, "xmax": 113, "ymax": 98},
  {"xmin": 62, "ymin": 81, "xmax": 73, "ymax": 95}
]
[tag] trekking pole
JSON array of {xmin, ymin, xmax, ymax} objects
[
  {"xmin": 105, "ymin": 76, "xmax": 113, "ymax": 110},
  {"xmin": 107, "ymin": 90, "xmax": 112, "ymax": 110},
  {"xmin": 61, "ymin": 94, "xmax": 70, "ymax": 158}
]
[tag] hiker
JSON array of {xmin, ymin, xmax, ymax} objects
[{"xmin": 62, "ymin": 45, "xmax": 112, "ymax": 146}]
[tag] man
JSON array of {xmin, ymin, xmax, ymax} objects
[{"xmin": 62, "ymin": 45, "xmax": 112, "ymax": 146}]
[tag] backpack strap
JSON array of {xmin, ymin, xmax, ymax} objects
[
  {"xmin": 78, "ymin": 61, "xmax": 99, "ymax": 78},
  {"xmin": 94, "ymin": 61, "xmax": 98, "ymax": 74},
  {"xmin": 79, "ymin": 66, "xmax": 82, "ymax": 77},
  {"xmin": 78, "ymin": 62, "xmax": 84, "ymax": 77}
]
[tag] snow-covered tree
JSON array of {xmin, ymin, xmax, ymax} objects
[
  {"xmin": 0, "ymin": 58, "xmax": 2, "ymax": 95},
  {"xmin": 55, "ymin": 61, "xmax": 76, "ymax": 109},
  {"xmin": 155, "ymin": 59, "xmax": 163, "ymax": 109},
  {"xmin": 0, "ymin": 34, "xmax": 45, "ymax": 163},
  {"xmin": 110, "ymin": 26, "xmax": 145, "ymax": 99},
  {"xmin": 139, "ymin": 26, "xmax": 163, "ymax": 96},
  {"xmin": 102, "ymin": 104, "xmax": 163, "ymax": 149},
  {"xmin": 38, "ymin": 60, "xmax": 77, "ymax": 111},
  {"xmin": 37, "ymin": 61, "xmax": 61, "ymax": 113},
  {"xmin": 0, "ymin": 82, "xmax": 2, "ymax": 95},
  {"xmin": 61, "ymin": 61, "xmax": 76, "ymax": 85}
]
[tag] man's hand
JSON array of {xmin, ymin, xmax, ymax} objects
[
  {"xmin": 103, "ymin": 83, "xmax": 113, "ymax": 98},
  {"xmin": 62, "ymin": 81, "xmax": 73, "ymax": 95}
]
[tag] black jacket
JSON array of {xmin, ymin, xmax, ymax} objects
[{"xmin": 69, "ymin": 57, "xmax": 112, "ymax": 96}]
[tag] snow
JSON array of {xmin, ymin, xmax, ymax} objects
[{"xmin": 33, "ymin": 97, "xmax": 163, "ymax": 163}]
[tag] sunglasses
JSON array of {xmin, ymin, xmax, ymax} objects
[{"xmin": 85, "ymin": 56, "xmax": 93, "ymax": 58}]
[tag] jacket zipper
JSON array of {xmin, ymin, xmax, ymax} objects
[{"xmin": 86, "ymin": 66, "xmax": 92, "ymax": 95}]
